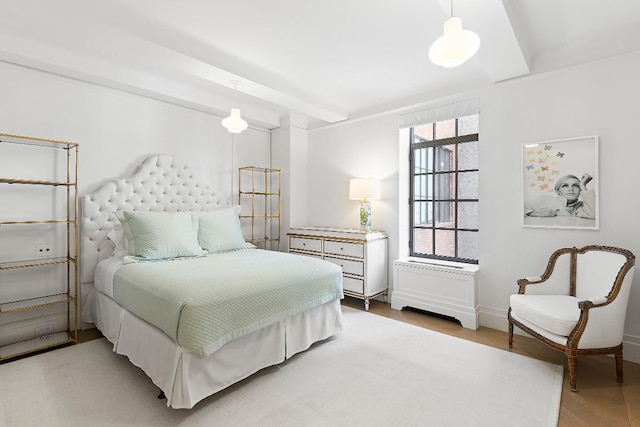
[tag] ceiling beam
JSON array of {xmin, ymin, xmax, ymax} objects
[{"xmin": 434, "ymin": 0, "xmax": 530, "ymax": 82}]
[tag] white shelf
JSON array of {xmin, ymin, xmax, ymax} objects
[
  {"xmin": 0, "ymin": 133, "xmax": 79, "ymax": 360},
  {"xmin": 0, "ymin": 332, "xmax": 74, "ymax": 360},
  {"xmin": 238, "ymin": 166, "xmax": 281, "ymax": 251}
]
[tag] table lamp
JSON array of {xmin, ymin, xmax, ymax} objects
[{"xmin": 349, "ymin": 178, "xmax": 381, "ymax": 231}]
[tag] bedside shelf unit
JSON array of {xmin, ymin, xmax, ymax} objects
[
  {"xmin": 238, "ymin": 166, "xmax": 281, "ymax": 251},
  {"xmin": 0, "ymin": 133, "xmax": 79, "ymax": 360},
  {"xmin": 287, "ymin": 227, "xmax": 388, "ymax": 311}
]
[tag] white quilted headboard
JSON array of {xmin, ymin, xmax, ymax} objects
[{"xmin": 80, "ymin": 154, "xmax": 229, "ymax": 285}]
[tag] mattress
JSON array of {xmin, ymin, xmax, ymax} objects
[{"xmin": 96, "ymin": 249, "xmax": 343, "ymax": 357}]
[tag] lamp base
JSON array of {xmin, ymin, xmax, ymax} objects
[{"xmin": 359, "ymin": 201, "xmax": 372, "ymax": 231}]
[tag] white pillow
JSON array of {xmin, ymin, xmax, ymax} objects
[
  {"xmin": 198, "ymin": 206, "xmax": 254, "ymax": 253},
  {"xmin": 115, "ymin": 211, "xmax": 206, "ymax": 260},
  {"xmin": 106, "ymin": 222, "xmax": 127, "ymax": 258}
]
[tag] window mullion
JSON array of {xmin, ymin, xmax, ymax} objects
[
  {"xmin": 454, "ymin": 118, "xmax": 459, "ymax": 259},
  {"xmin": 409, "ymin": 115, "xmax": 478, "ymax": 263}
]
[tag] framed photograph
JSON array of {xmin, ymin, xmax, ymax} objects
[{"xmin": 522, "ymin": 135, "xmax": 599, "ymax": 230}]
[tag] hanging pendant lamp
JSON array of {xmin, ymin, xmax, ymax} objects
[
  {"xmin": 222, "ymin": 80, "xmax": 248, "ymax": 134},
  {"xmin": 429, "ymin": 0, "xmax": 480, "ymax": 68}
]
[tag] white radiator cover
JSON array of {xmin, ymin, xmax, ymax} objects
[{"xmin": 391, "ymin": 259, "xmax": 479, "ymax": 329}]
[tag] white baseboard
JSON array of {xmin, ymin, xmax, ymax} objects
[
  {"xmin": 622, "ymin": 334, "xmax": 640, "ymax": 364},
  {"xmin": 478, "ymin": 306, "xmax": 509, "ymax": 332},
  {"xmin": 478, "ymin": 305, "xmax": 640, "ymax": 364}
]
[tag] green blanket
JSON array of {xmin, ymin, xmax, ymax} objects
[{"xmin": 113, "ymin": 249, "xmax": 343, "ymax": 357}]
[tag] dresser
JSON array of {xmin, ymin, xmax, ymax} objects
[{"xmin": 287, "ymin": 227, "xmax": 388, "ymax": 310}]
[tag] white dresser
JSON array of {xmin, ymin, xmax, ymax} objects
[{"xmin": 287, "ymin": 227, "xmax": 388, "ymax": 311}]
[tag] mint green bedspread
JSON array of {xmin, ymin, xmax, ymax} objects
[{"xmin": 113, "ymin": 249, "xmax": 343, "ymax": 357}]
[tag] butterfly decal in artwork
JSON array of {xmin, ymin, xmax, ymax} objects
[
  {"xmin": 526, "ymin": 164, "xmax": 534, "ymax": 170},
  {"xmin": 544, "ymin": 145, "xmax": 552, "ymax": 150},
  {"xmin": 541, "ymin": 166, "xmax": 549, "ymax": 171},
  {"xmin": 557, "ymin": 152, "xmax": 565, "ymax": 158},
  {"xmin": 537, "ymin": 176, "xmax": 545, "ymax": 182},
  {"xmin": 540, "ymin": 184, "xmax": 548, "ymax": 190}
]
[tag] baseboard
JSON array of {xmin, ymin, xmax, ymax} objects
[
  {"xmin": 478, "ymin": 305, "xmax": 640, "ymax": 364},
  {"xmin": 623, "ymin": 334, "xmax": 640, "ymax": 364},
  {"xmin": 478, "ymin": 306, "xmax": 509, "ymax": 332}
]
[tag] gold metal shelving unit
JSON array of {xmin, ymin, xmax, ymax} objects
[
  {"xmin": 238, "ymin": 166, "xmax": 281, "ymax": 251},
  {"xmin": 0, "ymin": 133, "xmax": 78, "ymax": 360}
]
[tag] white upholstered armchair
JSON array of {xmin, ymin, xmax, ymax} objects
[{"xmin": 508, "ymin": 245, "xmax": 636, "ymax": 391}]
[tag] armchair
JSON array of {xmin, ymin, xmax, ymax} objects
[{"xmin": 508, "ymin": 245, "xmax": 635, "ymax": 391}]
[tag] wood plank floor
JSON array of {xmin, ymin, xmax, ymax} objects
[{"xmin": 341, "ymin": 297, "xmax": 640, "ymax": 427}]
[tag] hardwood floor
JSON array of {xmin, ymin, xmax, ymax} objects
[{"xmin": 341, "ymin": 297, "xmax": 640, "ymax": 427}]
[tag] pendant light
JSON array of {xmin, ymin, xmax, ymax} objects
[
  {"xmin": 222, "ymin": 80, "xmax": 248, "ymax": 133},
  {"xmin": 428, "ymin": 0, "xmax": 480, "ymax": 68}
]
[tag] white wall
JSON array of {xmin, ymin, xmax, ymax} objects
[
  {"xmin": 0, "ymin": 60, "xmax": 270, "ymax": 341},
  {"xmin": 272, "ymin": 122, "xmax": 309, "ymax": 246},
  {"xmin": 307, "ymin": 50, "xmax": 640, "ymax": 361},
  {"xmin": 0, "ymin": 61, "xmax": 270, "ymax": 200},
  {"xmin": 307, "ymin": 115, "xmax": 400, "ymax": 247}
]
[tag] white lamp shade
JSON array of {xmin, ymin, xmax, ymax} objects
[
  {"xmin": 222, "ymin": 108, "xmax": 248, "ymax": 133},
  {"xmin": 349, "ymin": 178, "xmax": 381, "ymax": 201},
  {"xmin": 429, "ymin": 17, "xmax": 480, "ymax": 68}
]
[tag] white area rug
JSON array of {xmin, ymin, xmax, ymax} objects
[{"xmin": 0, "ymin": 308, "xmax": 562, "ymax": 426}]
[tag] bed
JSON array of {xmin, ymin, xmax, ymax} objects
[{"xmin": 80, "ymin": 154, "xmax": 344, "ymax": 409}]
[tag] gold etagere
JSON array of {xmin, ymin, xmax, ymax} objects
[
  {"xmin": 238, "ymin": 166, "xmax": 281, "ymax": 251},
  {"xmin": 0, "ymin": 133, "xmax": 79, "ymax": 360}
]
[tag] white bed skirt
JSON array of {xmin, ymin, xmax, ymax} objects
[{"xmin": 85, "ymin": 290, "xmax": 343, "ymax": 409}]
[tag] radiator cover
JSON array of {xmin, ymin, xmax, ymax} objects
[{"xmin": 391, "ymin": 259, "xmax": 479, "ymax": 329}]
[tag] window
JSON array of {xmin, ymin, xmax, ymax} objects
[{"xmin": 409, "ymin": 114, "xmax": 479, "ymax": 263}]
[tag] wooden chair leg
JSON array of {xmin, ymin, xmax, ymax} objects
[
  {"xmin": 508, "ymin": 320, "xmax": 514, "ymax": 349},
  {"xmin": 568, "ymin": 355, "xmax": 578, "ymax": 391},
  {"xmin": 615, "ymin": 350, "xmax": 624, "ymax": 383}
]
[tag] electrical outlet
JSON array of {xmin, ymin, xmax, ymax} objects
[
  {"xmin": 35, "ymin": 242, "xmax": 52, "ymax": 259},
  {"xmin": 35, "ymin": 323, "xmax": 54, "ymax": 337}
]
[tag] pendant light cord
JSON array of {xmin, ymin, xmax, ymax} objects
[{"xmin": 231, "ymin": 80, "xmax": 240, "ymax": 108}]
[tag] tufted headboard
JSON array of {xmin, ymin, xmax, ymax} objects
[{"xmin": 80, "ymin": 154, "xmax": 230, "ymax": 286}]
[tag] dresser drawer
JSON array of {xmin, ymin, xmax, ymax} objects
[
  {"xmin": 286, "ymin": 227, "xmax": 388, "ymax": 312},
  {"xmin": 324, "ymin": 256, "xmax": 364, "ymax": 276},
  {"xmin": 290, "ymin": 251, "xmax": 323, "ymax": 260},
  {"xmin": 324, "ymin": 240, "xmax": 364, "ymax": 258},
  {"xmin": 289, "ymin": 236, "xmax": 322, "ymax": 253},
  {"xmin": 343, "ymin": 276, "xmax": 364, "ymax": 294}
]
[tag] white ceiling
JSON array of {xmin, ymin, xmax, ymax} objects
[{"xmin": 1, "ymin": 0, "xmax": 640, "ymax": 130}]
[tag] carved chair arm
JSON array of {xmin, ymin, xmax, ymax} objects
[
  {"xmin": 516, "ymin": 276, "xmax": 543, "ymax": 294},
  {"xmin": 568, "ymin": 296, "xmax": 612, "ymax": 348},
  {"xmin": 578, "ymin": 296, "xmax": 609, "ymax": 310}
]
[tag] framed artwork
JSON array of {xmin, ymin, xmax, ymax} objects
[{"xmin": 522, "ymin": 135, "xmax": 599, "ymax": 230}]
